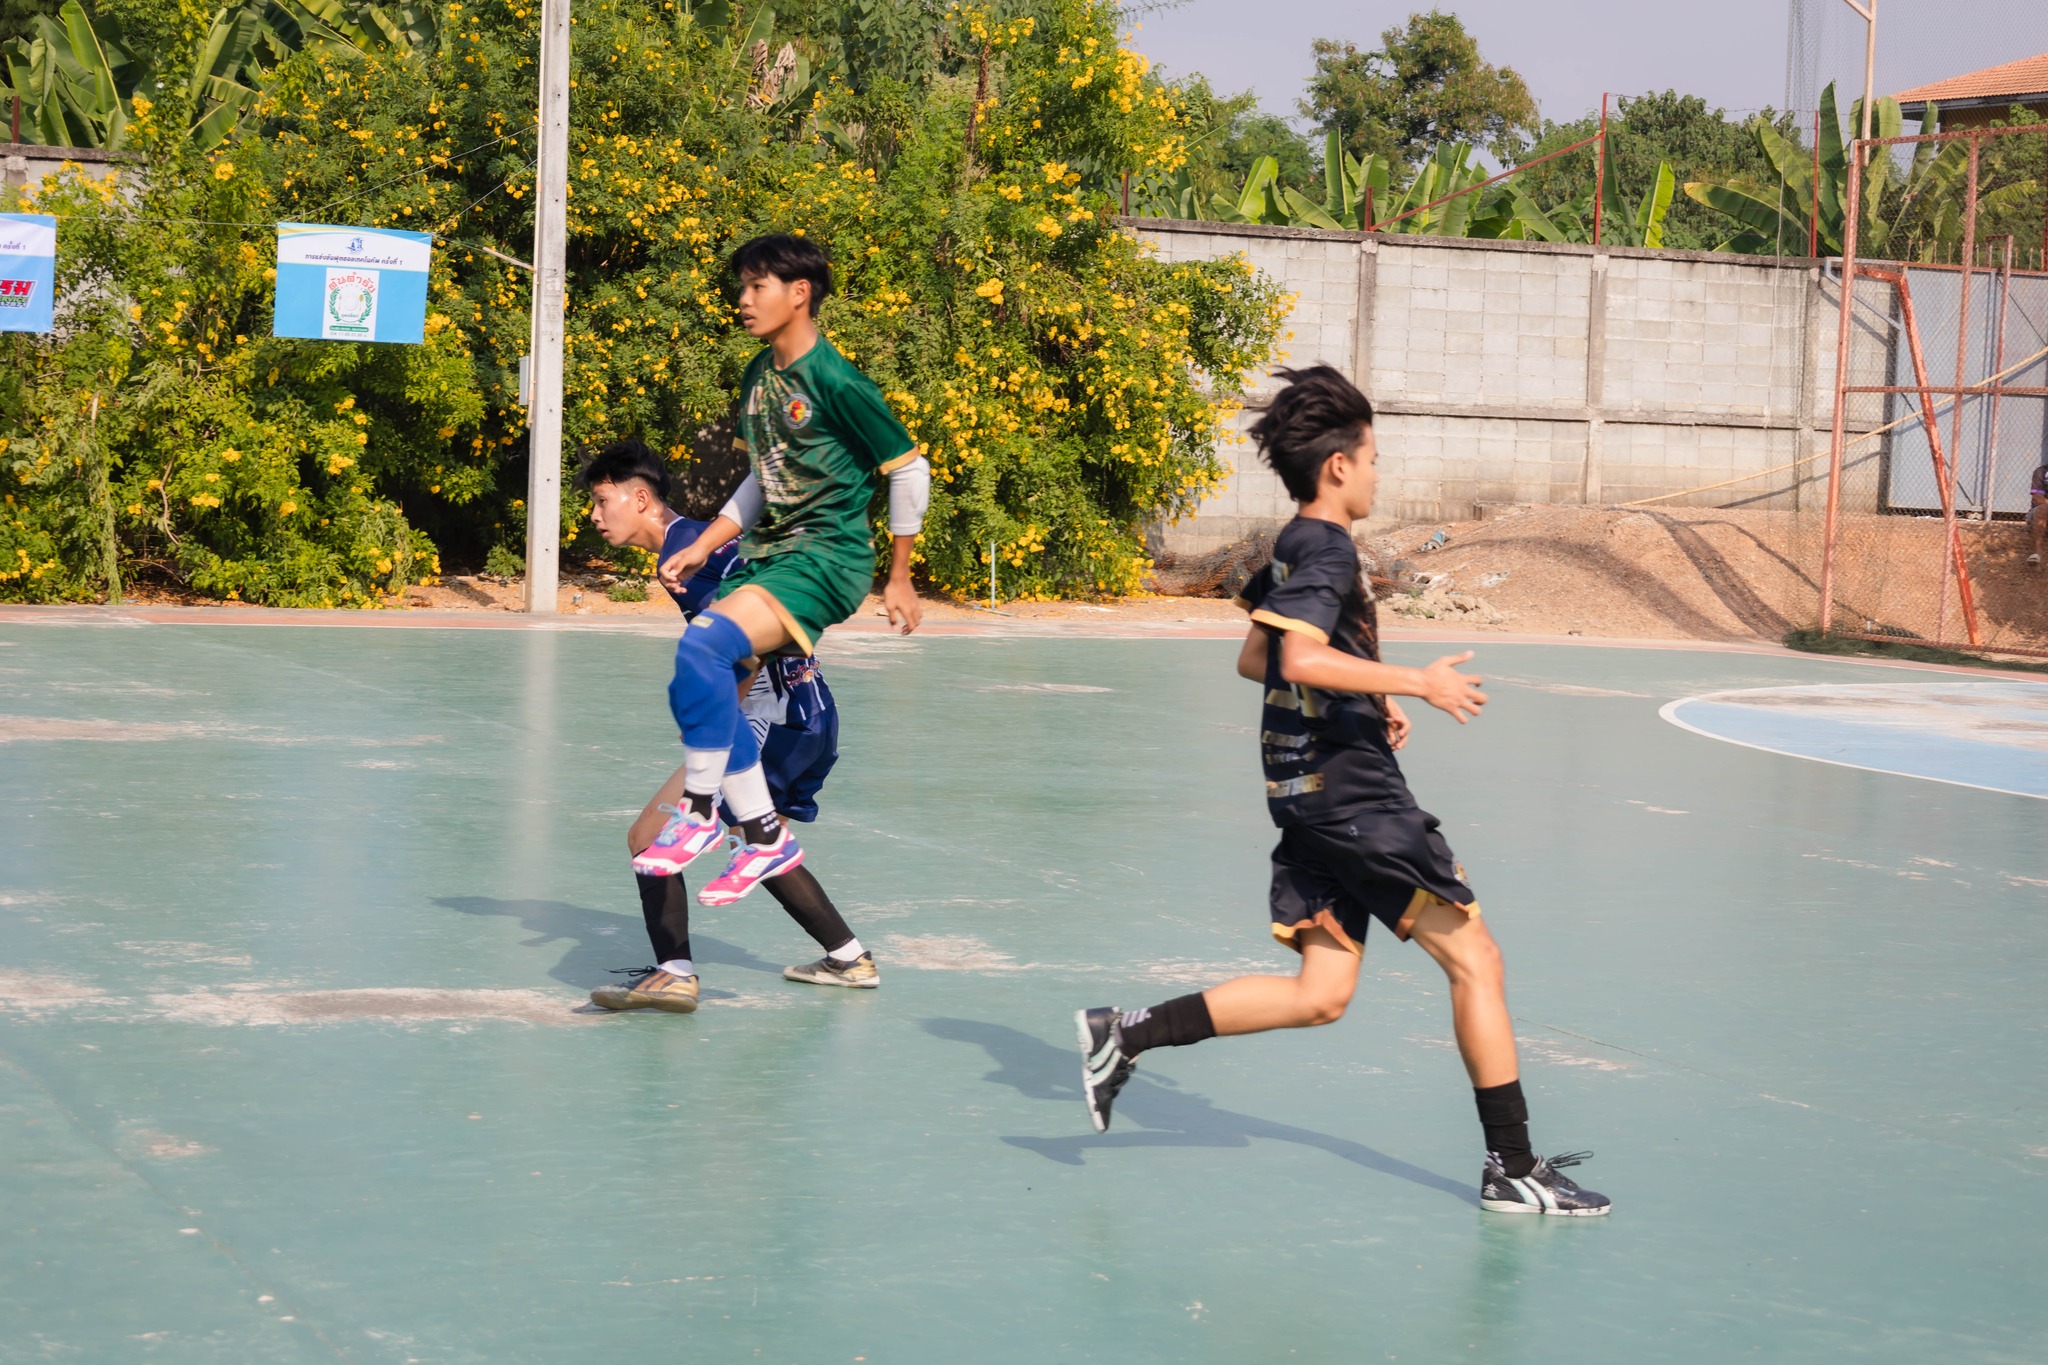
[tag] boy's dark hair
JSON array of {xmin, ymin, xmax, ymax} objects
[
  {"xmin": 574, "ymin": 438, "xmax": 671, "ymax": 503},
  {"xmin": 1248, "ymin": 365, "xmax": 1375, "ymax": 502},
  {"xmin": 730, "ymin": 233, "xmax": 832, "ymax": 315}
]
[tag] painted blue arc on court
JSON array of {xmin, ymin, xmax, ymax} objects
[{"xmin": 1661, "ymin": 680, "xmax": 2048, "ymax": 799}]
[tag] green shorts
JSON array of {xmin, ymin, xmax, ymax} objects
[{"xmin": 717, "ymin": 548, "xmax": 872, "ymax": 654}]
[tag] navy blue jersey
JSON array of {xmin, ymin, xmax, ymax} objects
[
  {"xmin": 661, "ymin": 516, "xmax": 742, "ymax": 615},
  {"xmin": 661, "ymin": 516, "xmax": 840, "ymax": 821}
]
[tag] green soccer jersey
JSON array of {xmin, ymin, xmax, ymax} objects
[{"xmin": 734, "ymin": 336, "xmax": 918, "ymax": 567}]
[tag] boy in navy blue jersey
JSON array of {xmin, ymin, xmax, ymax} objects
[
  {"xmin": 1074, "ymin": 367, "xmax": 1610, "ymax": 1215},
  {"xmin": 575, "ymin": 440, "xmax": 878, "ymax": 1014}
]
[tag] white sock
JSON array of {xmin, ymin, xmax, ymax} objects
[
  {"xmin": 721, "ymin": 762, "xmax": 775, "ymax": 824},
  {"xmin": 683, "ymin": 748, "xmax": 729, "ymax": 805},
  {"xmin": 827, "ymin": 938, "xmax": 865, "ymax": 963},
  {"xmin": 658, "ymin": 958, "xmax": 694, "ymax": 979}
]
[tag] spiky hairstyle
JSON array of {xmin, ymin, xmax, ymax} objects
[{"xmin": 1248, "ymin": 365, "xmax": 1376, "ymax": 502}]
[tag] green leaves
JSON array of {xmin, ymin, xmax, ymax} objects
[
  {"xmin": 1, "ymin": 0, "xmax": 134, "ymax": 148},
  {"xmin": 1675, "ymin": 80, "xmax": 2023, "ymax": 260}
]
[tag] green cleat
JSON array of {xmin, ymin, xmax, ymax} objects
[
  {"xmin": 782, "ymin": 951, "xmax": 879, "ymax": 989},
  {"xmin": 590, "ymin": 967, "xmax": 700, "ymax": 1013}
]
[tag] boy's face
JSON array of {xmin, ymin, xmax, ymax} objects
[
  {"xmin": 586, "ymin": 477, "xmax": 661, "ymax": 546},
  {"xmin": 737, "ymin": 270, "xmax": 811, "ymax": 338},
  {"xmin": 1322, "ymin": 425, "xmax": 1379, "ymax": 520}
]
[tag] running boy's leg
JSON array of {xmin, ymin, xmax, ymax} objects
[
  {"xmin": 669, "ymin": 595, "xmax": 808, "ymax": 904},
  {"xmin": 1079, "ymin": 897, "xmax": 1607, "ymax": 1213},
  {"xmin": 1200, "ymin": 924, "xmax": 1362, "ymax": 1033},
  {"xmin": 771, "ymin": 867, "xmax": 879, "ymax": 988},
  {"xmin": 594, "ymin": 766, "xmax": 703, "ymax": 1013}
]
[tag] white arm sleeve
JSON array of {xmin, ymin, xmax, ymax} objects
[
  {"xmin": 886, "ymin": 455, "xmax": 931, "ymax": 536},
  {"xmin": 717, "ymin": 473, "xmax": 764, "ymax": 533}
]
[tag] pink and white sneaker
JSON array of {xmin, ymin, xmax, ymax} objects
[
  {"xmin": 630, "ymin": 803, "xmax": 724, "ymax": 876},
  {"xmin": 695, "ymin": 828, "xmax": 805, "ymax": 906}
]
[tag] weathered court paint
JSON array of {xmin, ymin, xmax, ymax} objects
[
  {"xmin": 1, "ymin": 623, "xmax": 2043, "ymax": 1363},
  {"xmin": 1663, "ymin": 681, "xmax": 2048, "ymax": 800}
]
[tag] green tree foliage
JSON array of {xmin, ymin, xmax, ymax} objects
[
  {"xmin": 1164, "ymin": 75, "xmax": 1313, "ymax": 205},
  {"xmin": 1301, "ymin": 10, "xmax": 1536, "ymax": 176},
  {"xmin": 0, "ymin": 0, "xmax": 61, "ymax": 46},
  {"xmin": 1, "ymin": 0, "xmax": 1287, "ymax": 604},
  {"xmin": 1513, "ymin": 91, "xmax": 1792, "ymax": 252}
]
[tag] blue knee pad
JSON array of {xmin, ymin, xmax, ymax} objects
[{"xmin": 668, "ymin": 612, "xmax": 755, "ymax": 755}]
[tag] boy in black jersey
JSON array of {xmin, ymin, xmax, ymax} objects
[{"xmin": 1075, "ymin": 366, "xmax": 1609, "ymax": 1215}]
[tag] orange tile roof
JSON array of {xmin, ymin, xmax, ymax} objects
[{"xmin": 1893, "ymin": 52, "xmax": 2048, "ymax": 106}]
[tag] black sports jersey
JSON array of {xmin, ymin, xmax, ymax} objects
[{"xmin": 1238, "ymin": 516, "xmax": 1412, "ymax": 825}]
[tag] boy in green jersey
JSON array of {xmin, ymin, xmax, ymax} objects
[{"xmin": 635, "ymin": 235, "xmax": 930, "ymax": 905}]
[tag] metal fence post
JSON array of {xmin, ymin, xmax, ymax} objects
[{"xmin": 1818, "ymin": 137, "xmax": 1863, "ymax": 636}]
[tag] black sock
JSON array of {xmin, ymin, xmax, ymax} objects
[
  {"xmin": 1118, "ymin": 994, "xmax": 1216, "ymax": 1056},
  {"xmin": 683, "ymin": 791, "xmax": 715, "ymax": 820},
  {"xmin": 634, "ymin": 871, "xmax": 692, "ymax": 967},
  {"xmin": 1475, "ymin": 1079, "xmax": 1535, "ymax": 1177},
  {"xmin": 762, "ymin": 864, "xmax": 857, "ymax": 955},
  {"xmin": 739, "ymin": 810, "xmax": 782, "ymax": 846}
]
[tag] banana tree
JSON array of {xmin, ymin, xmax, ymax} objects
[
  {"xmin": 189, "ymin": 0, "xmax": 442, "ymax": 149},
  {"xmin": 1206, "ymin": 153, "xmax": 1286, "ymax": 224},
  {"xmin": 1507, "ymin": 159, "xmax": 1675, "ymax": 247},
  {"xmin": 1678, "ymin": 80, "xmax": 2040, "ymax": 260},
  {"xmin": 0, "ymin": 1, "xmax": 136, "ymax": 149},
  {"xmin": 1276, "ymin": 129, "xmax": 1393, "ymax": 230},
  {"xmin": 2, "ymin": 0, "xmax": 439, "ymax": 151}
]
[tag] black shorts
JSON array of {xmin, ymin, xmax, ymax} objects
[{"xmin": 1268, "ymin": 807, "xmax": 1479, "ymax": 955}]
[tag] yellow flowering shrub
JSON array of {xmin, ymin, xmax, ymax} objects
[{"xmin": 0, "ymin": 0, "xmax": 1283, "ymax": 604}]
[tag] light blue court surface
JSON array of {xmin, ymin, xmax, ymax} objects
[
  {"xmin": 1664, "ymin": 680, "xmax": 2048, "ymax": 800},
  {"xmin": 2, "ymin": 622, "xmax": 2046, "ymax": 1364}
]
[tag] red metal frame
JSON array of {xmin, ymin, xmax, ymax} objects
[
  {"xmin": 1819, "ymin": 122, "xmax": 2048, "ymax": 657},
  {"xmin": 1592, "ymin": 93, "xmax": 1608, "ymax": 248}
]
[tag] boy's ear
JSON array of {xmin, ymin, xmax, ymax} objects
[{"xmin": 1318, "ymin": 449, "xmax": 1346, "ymax": 490}]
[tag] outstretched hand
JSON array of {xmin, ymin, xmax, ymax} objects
[{"xmin": 1416, "ymin": 651, "xmax": 1486, "ymax": 724}]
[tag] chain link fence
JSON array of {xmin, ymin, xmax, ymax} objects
[{"xmin": 1817, "ymin": 121, "xmax": 2048, "ymax": 659}]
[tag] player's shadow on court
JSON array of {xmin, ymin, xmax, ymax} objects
[
  {"xmin": 431, "ymin": 896, "xmax": 784, "ymax": 990},
  {"xmin": 923, "ymin": 1017, "xmax": 1477, "ymax": 1206}
]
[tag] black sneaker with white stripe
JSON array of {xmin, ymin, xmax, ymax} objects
[
  {"xmin": 1480, "ymin": 1151, "xmax": 1611, "ymax": 1215},
  {"xmin": 1075, "ymin": 1007, "xmax": 1136, "ymax": 1133}
]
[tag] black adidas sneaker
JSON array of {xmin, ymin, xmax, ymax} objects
[
  {"xmin": 1480, "ymin": 1151, "xmax": 1611, "ymax": 1215},
  {"xmin": 1075, "ymin": 1007, "xmax": 1136, "ymax": 1133}
]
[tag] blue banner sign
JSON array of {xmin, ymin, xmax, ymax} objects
[
  {"xmin": 0, "ymin": 213, "xmax": 57, "ymax": 334},
  {"xmin": 273, "ymin": 223, "xmax": 433, "ymax": 345}
]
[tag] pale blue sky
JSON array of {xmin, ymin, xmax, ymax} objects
[{"xmin": 1125, "ymin": 0, "xmax": 2048, "ymax": 130}]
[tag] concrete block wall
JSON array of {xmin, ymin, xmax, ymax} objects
[
  {"xmin": 2, "ymin": 143, "xmax": 132, "ymax": 191},
  {"xmin": 1128, "ymin": 219, "xmax": 1869, "ymax": 554}
]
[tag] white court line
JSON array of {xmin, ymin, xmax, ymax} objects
[{"xmin": 1658, "ymin": 697, "xmax": 2048, "ymax": 802}]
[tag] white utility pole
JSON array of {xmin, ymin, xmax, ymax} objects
[
  {"xmin": 1839, "ymin": 0, "xmax": 1878, "ymax": 144},
  {"xmin": 524, "ymin": 0, "xmax": 571, "ymax": 613}
]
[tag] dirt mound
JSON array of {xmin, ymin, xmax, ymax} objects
[{"xmin": 1160, "ymin": 504, "xmax": 2048, "ymax": 649}]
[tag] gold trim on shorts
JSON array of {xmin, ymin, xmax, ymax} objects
[
  {"xmin": 720, "ymin": 582, "xmax": 815, "ymax": 654},
  {"xmin": 1270, "ymin": 888, "xmax": 1482, "ymax": 954},
  {"xmin": 1271, "ymin": 909, "xmax": 1364, "ymax": 957}
]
